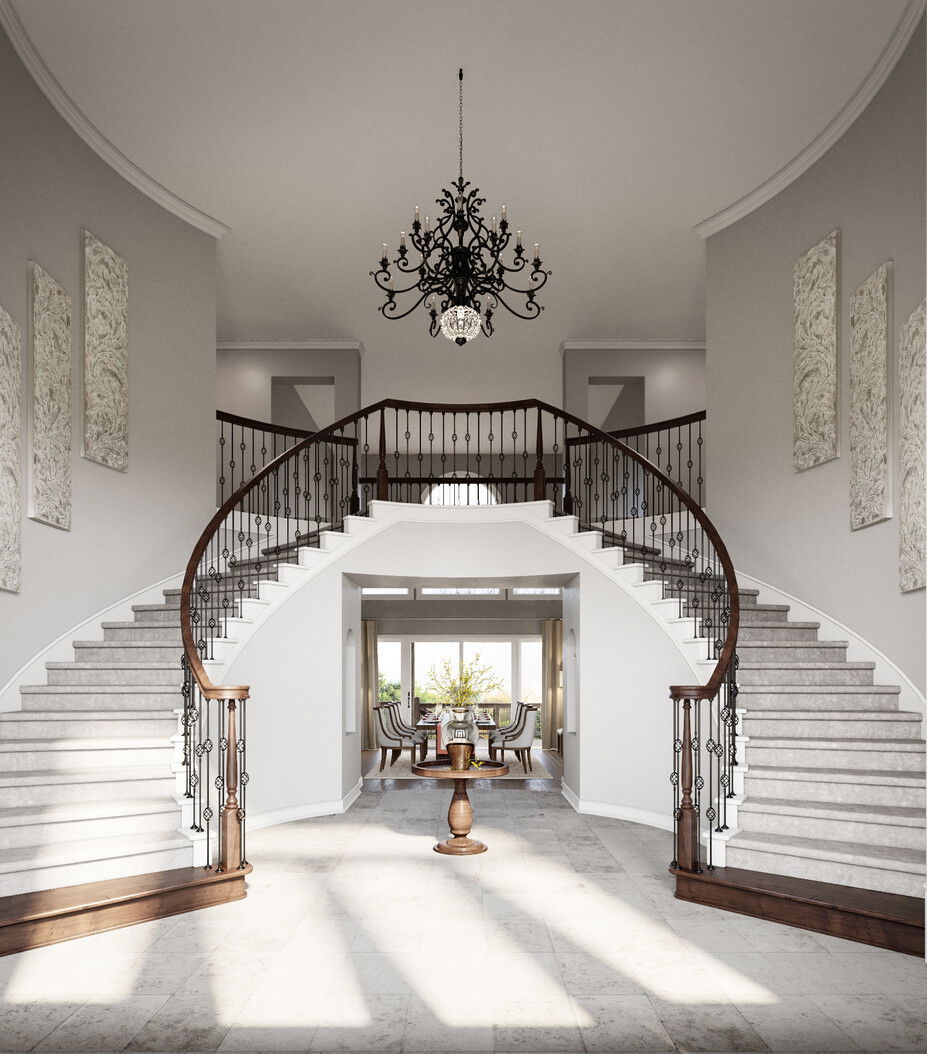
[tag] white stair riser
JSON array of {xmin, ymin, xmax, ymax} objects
[
  {"xmin": 239, "ymin": 599, "xmax": 270, "ymax": 620},
  {"xmin": 278, "ymin": 564, "xmax": 313, "ymax": 587},
  {"xmin": 738, "ymin": 625, "xmax": 819, "ymax": 642},
  {"xmin": 2, "ymin": 745, "xmax": 174, "ymax": 772},
  {"xmin": 745, "ymin": 775, "xmax": 925, "ymax": 808},
  {"xmin": 737, "ymin": 810, "xmax": 925, "ymax": 851},
  {"xmin": 1, "ymin": 809, "xmax": 181, "ymax": 849},
  {"xmin": 0, "ymin": 775, "xmax": 176, "ymax": 808},
  {"xmin": 0, "ymin": 717, "xmax": 178, "ymax": 739},
  {"xmin": 47, "ymin": 666, "xmax": 181, "ymax": 686},
  {"xmin": 74, "ymin": 644, "xmax": 181, "ymax": 663},
  {"xmin": 725, "ymin": 845, "xmax": 924, "ymax": 898},
  {"xmin": 0, "ymin": 844, "xmax": 193, "ymax": 899},
  {"xmin": 21, "ymin": 691, "xmax": 181, "ymax": 711},
  {"xmin": 103, "ymin": 624, "xmax": 182, "ymax": 643},
  {"xmin": 320, "ymin": 532, "xmax": 350, "ymax": 553},
  {"xmin": 737, "ymin": 667, "xmax": 875, "ymax": 686},
  {"xmin": 738, "ymin": 690, "xmax": 899, "ymax": 710},
  {"xmin": 742, "ymin": 716, "xmax": 923, "ymax": 739},
  {"xmin": 737, "ymin": 644, "xmax": 847, "ymax": 663},
  {"xmin": 747, "ymin": 744, "xmax": 924, "ymax": 771},
  {"xmin": 570, "ymin": 533, "xmax": 602, "ymax": 552},
  {"xmin": 257, "ymin": 581, "xmax": 288, "ymax": 603}
]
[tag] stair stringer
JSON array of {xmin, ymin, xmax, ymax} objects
[{"xmin": 201, "ymin": 499, "xmax": 715, "ymax": 690}]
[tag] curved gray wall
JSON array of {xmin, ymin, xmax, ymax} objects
[
  {"xmin": 0, "ymin": 27, "xmax": 216, "ymax": 686},
  {"xmin": 706, "ymin": 24, "xmax": 925, "ymax": 690}
]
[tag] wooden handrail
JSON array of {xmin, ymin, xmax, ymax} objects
[
  {"xmin": 184, "ymin": 397, "xmax": 737, "ymax": 708},
  {"xmin": 608, "ymin": 410, "xmax": 706, "ymax": 439},
  {"xmin": 215, "ymin": 409, "xmax": 315, "ymax": 439}
]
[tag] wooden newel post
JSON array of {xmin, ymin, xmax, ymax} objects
[
  {"xmin": 676, "ymin": 697, "xmax": 699, "ymax": 872},
  {"xmin": 376, "ymin": 410, "xmax": 389, "ymax": 501},
  {"xmin": 533, "ymin": 413, "xmax": 546, "ymax": 501},
  {"xmin": 216, "ymin": 688, "xmax": 248, "ymax": 872}
]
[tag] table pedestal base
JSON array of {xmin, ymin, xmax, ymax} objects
[
  {"xmin": 434, "ymin": 777, "xmax": 487, "ymax": 856},
  {"xmin": 434, "ymin": 836, "xmax": 487, "ymax": 856}
]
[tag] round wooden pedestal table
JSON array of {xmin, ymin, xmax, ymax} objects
[{"xmin": 411, "ymin": 759, "xmax": 509, "ymax": 855}]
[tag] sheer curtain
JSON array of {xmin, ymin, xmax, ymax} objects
[
  {"xmin": 361, "ymin": 620, "xmax": 378, "ymax": 750},
  {"xmin": 541, "ymin": 619, "xmax": 563, "ymax": 749}
]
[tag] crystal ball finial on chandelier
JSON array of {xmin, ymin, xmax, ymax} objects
[
  {"xmin": 370, "ymin": 69, "xmax": 550, "ymax": 346},
  {"xmin": 439, "ymin": 305, "xmax": 482, "ymax": 346}
]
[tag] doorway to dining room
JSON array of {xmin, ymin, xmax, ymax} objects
[{"xmin": 358, "ymin": 581, "xmax": 565, "ymax": 784}]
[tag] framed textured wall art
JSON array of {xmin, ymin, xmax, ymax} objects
[
  {"xmin": 29, "ymin": 263, "xmax": 72, "ymax": 530},
  {"xmin": 82, "ymin": 230, "xmax": 128, "ymax": 472},
  {"xmin": 849, "ymin": 262, "xmax": 892, "ymax": 530},
  {"xmin": 793, "ymin": 230, "xmax": 838, "ymax": 472},
  {"xmin": 0, "ymin": 305, "xmax": 23, "ymax": 593},
  {"xmin": 898, "ymin": 299, "xmax": 925, "ymax": 592}
]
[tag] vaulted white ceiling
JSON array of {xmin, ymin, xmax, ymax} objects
[{"xmin": 11, "ymin": 0, "xmax": 913, "ymax": 403}]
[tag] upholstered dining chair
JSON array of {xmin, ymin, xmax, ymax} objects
[
  {"xmin": 493, "ymin": 701, "xmax": 526, "ymax": 737},
  {"xmin": 373, "ymin": 702, "xmax": 426, "ymax": 771},
  {"xmin": 383, "ymin": 700, "xmax": 417, "ymax": 738},
  {"xmin": 489, "ymin": 703, "xmax": 539, "ymax": 773}
]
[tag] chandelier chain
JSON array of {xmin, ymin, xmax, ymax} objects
[{"xmin": 458, "ymin": 68, "xmax": 464, "ymax": 184}]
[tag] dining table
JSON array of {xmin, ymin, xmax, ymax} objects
[{"xmin": 416, "ymin": 712, "xmax": 496, "ymax": 757}]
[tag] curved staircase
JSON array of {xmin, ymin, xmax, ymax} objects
[
  {"xmin": 1, "ymin": 400, "xmax": 922, "ymax": 959},
  {"xmin": 0, "ymin": 587, "xmax": 190, "ymax": 898},
  {"xmin": 730, "ymin": 600, "xmax": 925, "ymax": 897}
]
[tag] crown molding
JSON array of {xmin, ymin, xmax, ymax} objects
[
  {"xmin": 693, "ymin": 0, "xmax": 926, "ymax": 240},
  {"xmin": 0, "ymin": 0, "xmax": 230, "ymax": 239},
  {"xmin": 217, "ymin": 340, "xmax": 363, "ymax": 353},
  {"xmin": 560, "ymin": 340, "xmax": 705, "ymax": 357}
]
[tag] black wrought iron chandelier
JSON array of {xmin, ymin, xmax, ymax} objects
[{"xmin": 371, "ymin": 69, "xmax": 550, "ymax": 346}]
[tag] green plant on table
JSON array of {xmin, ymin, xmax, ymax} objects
[{"xmin": 425, "ymin": 654, "xmax": 502, "ymax": 709}]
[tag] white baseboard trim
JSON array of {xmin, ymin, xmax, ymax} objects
[
  {"xmin": 342, "ymin": 777, "xmax": 363, "ymax": 811},
  {"xmin": 561, "ymin": 782, "xmax": 673, "ymax": 832},
  {"xmin": 578, "ymin": 800, "xmax": 675, "ymax": 832},
  {"xmin": 0, "ymin": 570, "xmax": 184, "ymax": 712},
  {"xmin": 560, "ymin": 781, "xmax": 580, "ymax": 811},
  {"xmin": 737, "ymin": 569, "xmax": 926, "ymax": 717},
  {"xmin": 247, "ymin": 779, "xmax": 363, "ymax": 833}
]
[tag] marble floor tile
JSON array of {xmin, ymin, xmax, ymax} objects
[
  {"xmin": 402, "ymin": 1000, "xmax": 495, "ymax": 1051},
  {"xmin": 36, "ymin": 993, "xmax": 170, "ymax": 1052},
  {"xmin": 737, "ymin": 994, "xmax": 863, "ymax": 1052},
  {"xmin": 806, "ymin": 992, "xmax": 927, "ymax": 1052},
  {"xmin": 309, "ymin": 995, "xmax": 409, "ymax": 1051},
  {"xmin": 4, "ymin": 783, "xmax": 927, "ymax": 1054},
  {"xmin": 492, "ymin": 1000, "xmax": 584, "ymax": 1052},
  {"xmin": 570, "ymin": 993, "xmax": 676, "ymax": 1051},
  {"xmin": 648, "ymin": 995, "xmax": 771, "ymax": 1052},
  {"xmin": 216, "ymin": 1023, "xmax": 317, "ymax": 1051},
  {"xmin": 0, "ymin": 1000, "xmax": 81, "ymax": 1052}
]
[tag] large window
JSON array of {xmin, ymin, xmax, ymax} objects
[
  {"xmin": 412, "ymin": 641, "xmax": 460, "ymax": 706},
  {"xmin": 519, "ymin": 640, "xmax": 542, "ymax": 704},
  {"xmin": 462, "ymin": 641, "xmax": 512, "ymax": 705},
  {"xmin": 374, "ymin": 636, "xmax": 542, "ymax": 731},
  {"xmin": 425, "ymin": 480, "xmax": 497, "ymax": 506}
]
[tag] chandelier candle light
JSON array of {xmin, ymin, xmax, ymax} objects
[{"xmin": 371, "ymin": 69, "xmax": 550, "ymax": 345}]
